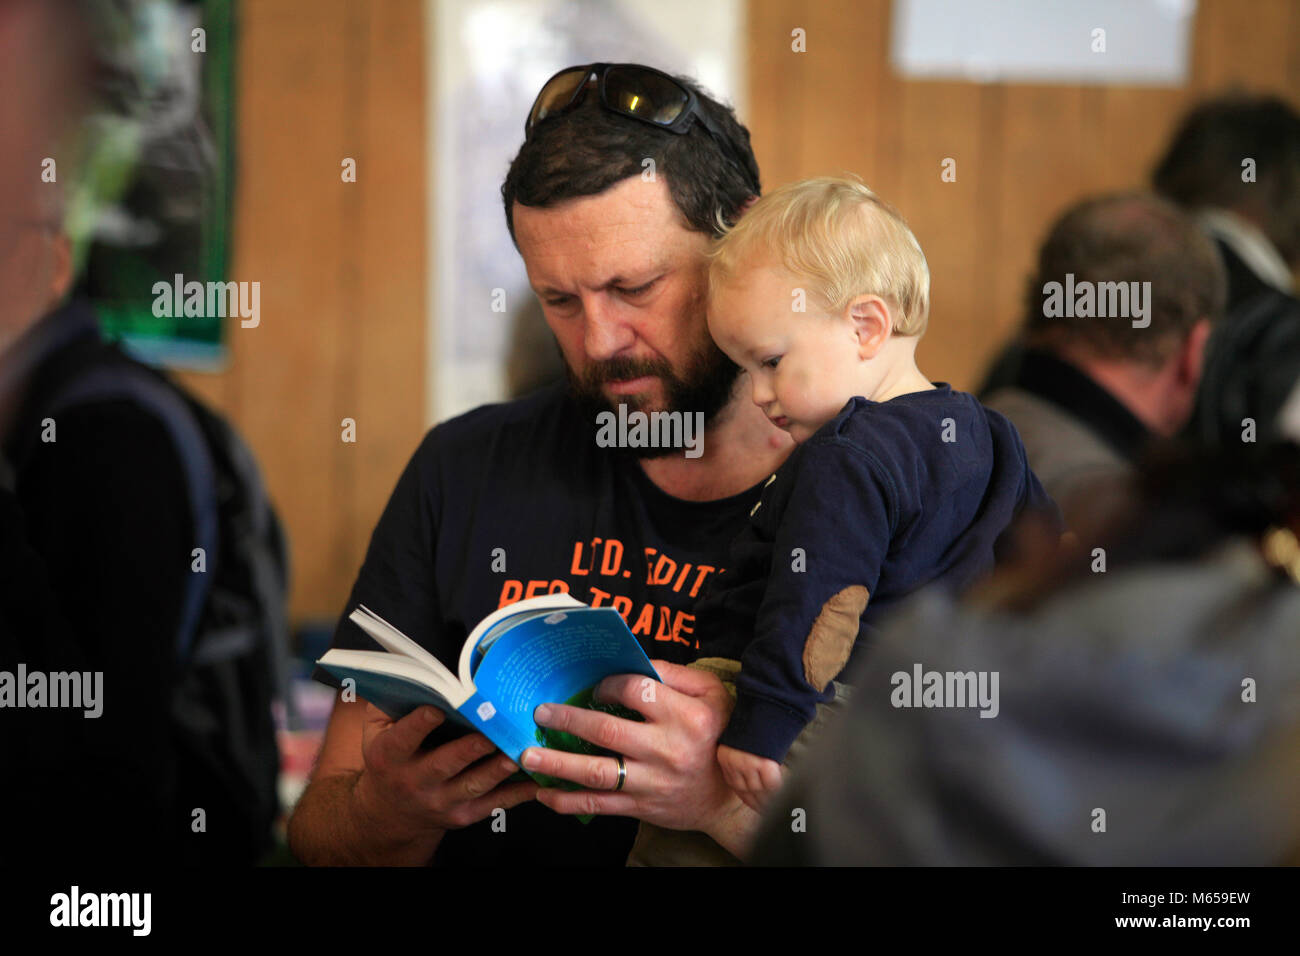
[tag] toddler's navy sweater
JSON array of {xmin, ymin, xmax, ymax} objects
[{"xmin": 696, "ymin": 385, "xmax": 1060, "ymax": 761}]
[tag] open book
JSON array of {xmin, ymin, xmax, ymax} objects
[{"xmin": 316, "ymin": 593, "xmax": 661, "ymax": 773}]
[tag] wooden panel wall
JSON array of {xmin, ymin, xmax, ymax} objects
[
  {"xmin": 746, "ymin": 0, "xmax": 1300, "ymax": 388},
  {"xmin": 169, "ymin": 0, "xmax": 1298, "ymax": 628},
  {"xmin": 173, "ymin": 0, "xmax": 427, "ymax": 625}
]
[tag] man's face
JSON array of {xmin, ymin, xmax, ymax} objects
[
  {"xmin": 0, "ymin": 0, "xmax": 78, "ymax": 355},
  {"xmin": 0, "ymin": 213, "xmax": 64, "ymax": 353},
  {"xmin": 513, "ymin": 176, "xmax": 740, "ymax": 445}
]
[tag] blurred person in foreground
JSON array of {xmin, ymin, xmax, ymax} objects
[
  {"xmin": 0, "ymin": 1, "xmax": 284, "ymax": 865},
  {"xmin": 754, "ymin": 382, "xmax": 1300, "ymax": 865},
  {"xmin": 0, "ymin": 0, "xmax": 101, "ymax": 865}
]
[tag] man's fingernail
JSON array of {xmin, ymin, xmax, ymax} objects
[
  {"xmin": 521, "ymin": 749, "xmax": 540, "ymax": 769},
  {"xmin": 534, "ymin": 704, "xmax": 552, "ymax": 723}
]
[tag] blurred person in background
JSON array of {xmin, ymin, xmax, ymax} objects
[
  {"xmin": 1153, "ymin": 94, "xmax": 1299, "ymax": 311},
  {"xmin": 505, "ymin": 297, "xmax": 566, "ymax": 399},
  {"xmin": 1152, "ymin": 94, "xmax": 1300, "ymax": 448},
  {"xmin": 983, "ymin": 93, "xmax": 1300, "ymax": 453},
  {"xmin": 982, "ymin": 193, "xmax": 1225, "ymax": 530}
]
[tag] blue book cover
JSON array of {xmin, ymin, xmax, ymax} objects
[{"xmin": 316, "ymin": 595, "xmax": 660, "ymax": 787}]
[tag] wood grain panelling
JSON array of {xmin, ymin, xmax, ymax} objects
[
  {"xmin": 746, "ymin": 0, "xmax": 1300, "ymax": 391},
  {"xmin": 1292, "ymin": 2, "xmax": 1300, "ymax": 98},
  {"xmin": 991, "ymin": 84, "xmax": 1088, "ymax": 351},
  {"xmin": 174, "ymin": 0, "xmax": 426, "ymax": 625},
  {"xmin": 1192, "ymin": 0, "xmax": 1293, "ymax": 92},
  {"xmin": 1092, "ymin": 87, "xmax": 1187, "ymax": 193},
  {"xmin": 797, "ymin": 1, "xmax": 885, "ymax": 185},
  {"xmin": 747, "ymin": 0, "xmax": 808, "ymax": 187},
  {"xmin": 169, "ymin": 0, "xmax": 1295, "ymax": 627},
  {"xmin": 352, "ymin": 2, "xmax": 428, "ymax": 582},
  {"xmin": 896, "ymin": 80, "xmax": 986, "ymax": 385}
]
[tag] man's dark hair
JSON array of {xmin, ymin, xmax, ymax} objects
[
  {"xmin": 1152, "ymin": 93, "xmax": 1300, "ymax": 266},
  {"xmin": 501, "ymin": 68, "xmax": 760, "ymax": 246},
  {"xmin": 1023, "ymin": 192, "xmax": 1227, "ymax": 366}
]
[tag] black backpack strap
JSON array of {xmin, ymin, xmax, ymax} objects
[{"xmin": 44, "ymin": 363, "xmax": 220, "ymax": 667}]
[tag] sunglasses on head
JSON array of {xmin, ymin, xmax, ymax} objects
[{"xmin": 525, "ymin": 62, "xmax": 759, "ymax": 194}]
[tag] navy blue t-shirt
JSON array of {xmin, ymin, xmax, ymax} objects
[
  {"xmin": 314, "ymin": 382, "xmax": 768, "ymax": 865},
  {"xmin": 696, "ymin": 385, "xmax": 1060, "ymax": 761}
]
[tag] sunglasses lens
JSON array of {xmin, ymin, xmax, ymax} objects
[
  {"xmin": 604, "ymin": 66, "xmax": 688, "ymax": 126},
  {"xmin": 528, "ymin": 68, "xmax": 591, "ymax": 129}
]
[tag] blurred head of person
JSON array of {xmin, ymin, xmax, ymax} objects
[
  {"xmin": 0, "ymin": 0, "xmax": 89, "ymax": 207},
  {"xmin": 0, "ymin": 181, "xmax": 73, "ymax": 356},
  {"xmin": 1152, "ymin": 93, "xmax": 1300, "ymax": 271},
  {"xmin": 0, "ymin": 0, "xmax": 87, "ymax": 354},
  {"xmin": 1022, "ymin": 192, "xmax": 1227, "ymax": 437},
  {"xmin": 0, "ymin": 0, "xmax": 90, "ymax": 437},
  {"xmin": 501, "ymin": 66, "xmax": 761, "ymax": 443}
]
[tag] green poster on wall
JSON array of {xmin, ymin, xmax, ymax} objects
[{"xmin": 73, "ymin": 0, "xmax": 236, "ymax": 369}]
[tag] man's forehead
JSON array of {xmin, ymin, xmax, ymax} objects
[
  {"xmin": 518, "ymin": 174, "xmax": 674, "ymax": 223},
  {"xmin": 520, "ymin": 237, "xmax": 669, "ymax": 294},
  {"xmin": 514, "ymin": 181, "xmax": 702, "ymax": 289}
]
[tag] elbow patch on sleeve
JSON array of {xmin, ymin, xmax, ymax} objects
[{"xmin": 802, "ymin": 585, "xmax": 870, "ymax": 690}]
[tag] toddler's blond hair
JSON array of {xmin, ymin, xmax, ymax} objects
[{"xmin": 708, "ymin": 175, "xmax": 930, "ymax": 336}]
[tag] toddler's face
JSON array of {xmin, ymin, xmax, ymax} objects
[{"xmin": 708, "ymin": 261, "xmax": 866, "ymax": 443}]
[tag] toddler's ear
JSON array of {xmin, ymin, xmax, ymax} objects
[{"xmin": 848, "ymin": 295, "xmax": 892, "ymax": 358}]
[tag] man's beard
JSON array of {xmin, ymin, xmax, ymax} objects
[{"xmin": 565, "ymin": 337, "xmax": 743, "ymax": 460}]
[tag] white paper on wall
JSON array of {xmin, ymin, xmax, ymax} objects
[{"xmin": 891, "ymin": 0, "xmax": 1196, "ymax": 86}]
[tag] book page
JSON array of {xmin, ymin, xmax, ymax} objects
[
  {"xmin": 457, "ymin": 592, "xmax": 584, "ymax": 687},
  {"xmin": 351, "ymin": 607, "xmax": 446, "ymax": 670},
  {"xmin": 316, "ymin": 648, "xmax": 473, "ymax": 715}
]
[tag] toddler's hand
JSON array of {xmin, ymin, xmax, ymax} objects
[{"xmin": 716, "ymin": 744, "xmax": 783, "ymax": 813}]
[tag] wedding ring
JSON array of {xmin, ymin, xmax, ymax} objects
[{"xmin": 613, "ymin": 754, "xmax": 627, "ymax": 791}]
